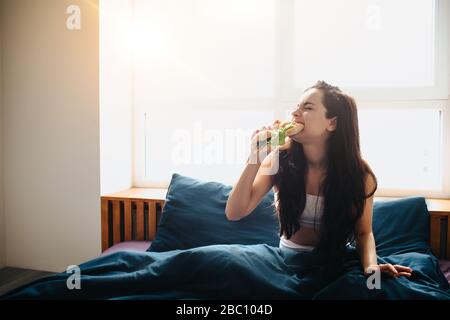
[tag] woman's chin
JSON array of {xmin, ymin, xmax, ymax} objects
[{"xmin": 291, "ymin": 132, "xmax": 304, "ymax": 143}]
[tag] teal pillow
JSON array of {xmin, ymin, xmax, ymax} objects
[
  {"xmin": 372, "ymin": 197, "xmax": 431, "ymax": 256},
  {"xmin": 148, "ymin": 174, "xmax": 280, "ymax": 252}
]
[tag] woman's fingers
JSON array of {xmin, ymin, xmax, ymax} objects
[
  {"xmin": 393, "ymin": 265, "xmax": 413, "ymax": 277},
  {"xmin": 397, "ymin": 272, "xmax": 412, "ymax": 277},
  {"xmin": 393, "ymin": 265, "xmax": 413, "ymax": 273},
  {"xmin": 252, "ymin": 128, "xmax": 272, "ymax": 139},
  {"xmin": 273, "ymin": 120, "xmax": 281, "ymax": 129},
  {"xmin": 379, "ymin": 264, "xmax": 413, "ymax": 278},
  {"xmin": 255, "ymin": 130, "xmax": 272, "ymax": 143},
  {"xmin": 250, "ymin": 122, "xmax": 293, "ymax": 159},
  {"xmin": 380, "ymin": 264, "xmax": 399, "ymax": 277},
  {"xmin": 366, "ymin": 264, "xmax": 413, "ymax": 279},
  {"xmin": 386, "ymin": 264, "xmax": 399, "ymax": 276},
  {"xmin": 250, "ymin": 130, "xmax": 273, "ymax": 162},
  {"xmin": 278, "ymin": 137, "xmax": 292, "ymax": 151}
]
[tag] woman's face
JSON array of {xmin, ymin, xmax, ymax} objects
[{"xmin": 290, "ymin": 88, "xmax": 337, "ymax": 144}]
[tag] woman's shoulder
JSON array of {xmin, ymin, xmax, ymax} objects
[{"xmin": 361, "ymin": 159, "xmax": 377, "ymax": 197}]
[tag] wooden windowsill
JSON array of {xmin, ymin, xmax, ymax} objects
[
  {"xmin": 102, "ymin": 188, "xmax": 450, "ymax": 214},
  {"xmin": 101, "ymin": 188, "xmax": 450, "ymax": 258},
  {"xmin": 375, "ymin": 196, "xmax": 450, "ymax": 215},
  {"xmin": 102, "ymin": 188, "xmax": 168, "ymax": 201}
]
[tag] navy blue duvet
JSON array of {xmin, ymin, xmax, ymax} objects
[
  {"xmin": 2, "ymin": 244, "xmax": 449, "ymax": 300},
  {"xmin": 2, "ymin": 196, "xmax": 449, "ymax": 300}
]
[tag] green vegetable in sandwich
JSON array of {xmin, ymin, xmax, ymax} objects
[{"xmin": 257, "ymin": 121, "xmax": 304, "ymax": 148}]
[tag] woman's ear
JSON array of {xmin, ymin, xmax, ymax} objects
[{"xmin": 327, "ymin": 117, "xmax": 337, "ymax": 132}]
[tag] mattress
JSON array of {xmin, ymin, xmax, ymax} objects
[{"xmin": 101, "ymin": 241, "xmax": 152, "ymax": 256}]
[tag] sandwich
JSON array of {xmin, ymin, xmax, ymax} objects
[{"xmin": 257, "ymin": 121, "xmax": 304, "ymax": 148}]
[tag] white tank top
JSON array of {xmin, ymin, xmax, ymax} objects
[
  {"xmin": 278, "ymin": 193, "xmax": 324, "ymax": 251},
  {"xmin": 273, "ymin": 191, "xmax": 324, "ymax": 226},
  {"xmin": 299, "ymin": 194, "xmax": 324, "ymax": 227}
]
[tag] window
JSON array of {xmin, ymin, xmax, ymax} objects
[
  {"xmin": 135, "ymin": 107, "xmax": 276, "ymax": 185},
  {"xmin": 358, "ymin": 105, "xmax": 443, "ymax": 192},
  {"xmin": 132, "ymin": 0, "xmax": 279, "ymax": 187},
  {"xmin": 100, "ymin": 0, "xmax": 450, "ymax": 197},
  {"xmin": 133, "ymin": 0, "xmax": 276, "ymax": 101},
  {"xmin": 292, "ymin": 0, "xmax": 435, "ymax": 88}
]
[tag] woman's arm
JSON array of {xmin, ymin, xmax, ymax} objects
[
  {"xmin": 225, "ymin": 161, "xmax": 275, "ymax": 221},
  {"xmin": 225, "ymin": 131, "xmax": 278, "ymax": 221},
  {"xmin": 355, "ymin": 174, "xmax": 413, "ymax": 278},
  {"xmin": 354, "ymin": 181, "xmax": 377, "ymax": 273}
]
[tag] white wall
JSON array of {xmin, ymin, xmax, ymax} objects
[
  {"xmin": 100, "ymin": 0, "xmax": 133, "ymax": 196},
  {"xmin": 2, "ymin": 0, "xmax": 100, "ymax": 272},
  {"xmin": 0, "ymin": 0, "xmax": 5, "ymax": 269}
]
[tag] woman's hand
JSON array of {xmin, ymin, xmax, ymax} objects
[
  {"xmin": 365, "ymin": 264, "xmax": 413, "ymax": 278},
  {"xmin": 249, "ymin": 126, "xmax": 273, "ymax": 165},
  {"xmin": 248, "ymin": 121, "xmax": 291, "ymax": 165}
]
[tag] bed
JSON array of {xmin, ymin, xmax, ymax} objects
[
  {"xmin": 101, "ymin": 242, "xmax": 450, "ymax": 285},
  {"xmin": 2, "ymin": 174, "xmax": 450, "ymax": 300}
]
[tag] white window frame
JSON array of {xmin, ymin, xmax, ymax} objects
[
  {"xmin": 133, "ymin": 0, "xmax": 450, "ymax": 198},
  {"xmin": 279, "ymin": 0, "xmax": 449, "ymax": 102},
  {"xmin": 357, "ymin": 99, "xmax": 450, "ymax": 198}
]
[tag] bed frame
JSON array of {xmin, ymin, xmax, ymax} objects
[
  {"xmin": 100, "ymin": 189, "xmax": 166, "ymax": 252},
  {"xmin": 101, "ymin": 190, "xmax": 450, "ymax": 259},
  {"xmin": 426, "ymin": 200, "xmax": 450, "ymax": 259}
]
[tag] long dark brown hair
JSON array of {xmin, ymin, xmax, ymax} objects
[{"xmin": 274, "ymin": 81, "xmax": 377, "ymax": 262}]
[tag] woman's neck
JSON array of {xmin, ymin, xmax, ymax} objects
[{"xmin": 302, "ymin": 142, "xmax": 328, "ymax": 171}]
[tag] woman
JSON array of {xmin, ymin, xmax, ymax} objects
[{"xmin": 225, "ymin": 81, "xmax": 412, "ymax": 279}]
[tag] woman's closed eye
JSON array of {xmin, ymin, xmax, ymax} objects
[{"xmin": 292, "ymin": 103, "xmax": 313, "ymax": 114}]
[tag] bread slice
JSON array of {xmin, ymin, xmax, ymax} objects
[{"xmin": 285, "ymin": 122, "xmax": 304, "ymax": 136}]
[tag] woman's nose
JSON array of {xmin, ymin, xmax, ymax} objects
[{"xmin": 291, "ymin": 107, "xmax": 301, "ymax": 117}]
